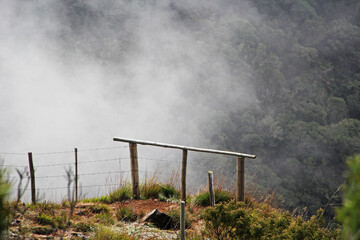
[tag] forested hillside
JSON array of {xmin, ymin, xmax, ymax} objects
[
  {"xmin": 5, "ymin": 0, "xmax": 359, "ymax": 223},
  {"xmin": 209, "ymin": 0, "xmax": 360, "ymax": 221}
]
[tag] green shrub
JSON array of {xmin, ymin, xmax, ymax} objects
[
  {"xmin": 337, "ymin": 155, "xmax": 360, "ymax": 239},
  {"xmin": 193, "ymin": 189, "xmax": 234, "ymax": 206},
  {"xmin": 116, "ymin": 206, "xmax": 137, "ymax": 222},
  {"xmin": 202, "ymin": 201, "xmax": 338, "ymax": 239}
]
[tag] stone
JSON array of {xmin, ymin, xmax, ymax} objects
[{"xmin": 141, "ymin": 209, "xmax": 176, "ymax": 230}]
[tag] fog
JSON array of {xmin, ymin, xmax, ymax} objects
[{"xmin": 0, "ymin": 0, "xmax": 257, "ymax": 200}]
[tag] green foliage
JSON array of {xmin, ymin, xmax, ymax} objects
[
  {"xmin": 336, "ymin": 155, "xmax": 360, "ymax": 239},
  {"xmin": 0, "ymin": 167, "xmax": 10, "ymax": 237},
  {"xmin": 193, "ymin": 189, "xmax": 234, "ymax": 207},
  {"xmin": 203, "ymin": 201, "xmax": 339, "ymax": 240},
  {"xmin": 116, "ymin": 206, "xmax": 137, "ymax": 222}
]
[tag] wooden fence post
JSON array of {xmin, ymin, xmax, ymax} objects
[
  {"xmin": 28, "ymin": 152, "xmax": 36, "ymax": 204},
  {"xmin": 236, "ymin": 157, "xmax": 245, "ymax": 202},
  {"xmin": 74, "ymin": 148, "xmax": 78, "ymax": 202},
  {"xmin": 181, "ymin": 149, "xmax": 188, "ymax": 202},
  {"xmin": 129, "ymin": 143, "xmax": 140, "ymax": 199},
  {"xmin": 208, "ymin": 171, "xmax": 215, "ymax": 206},
  {"xmin": 180, "ymin": 201, "xmax": 186, "ymax": 240}
]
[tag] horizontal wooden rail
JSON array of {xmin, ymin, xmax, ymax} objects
[{"xmin": 113, "ymin": 137, "xmax": 256, "ymax": 159}]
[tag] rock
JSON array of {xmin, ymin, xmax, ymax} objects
[{"xmin": 141, "ymin": 209, "xmax": 176, "ymax": 230}]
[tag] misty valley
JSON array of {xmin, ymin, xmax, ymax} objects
[{"xmin": 1, "ymin": 0, "xmax": 360, "ymax": 239}]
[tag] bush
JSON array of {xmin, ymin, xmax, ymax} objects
[
  {"xmin": 202, "ymin": 200, "xmax": 338, "ymax": 239},
  {"xmin": 337, "ymin": 155, "xmax": 360, "ymax": 239}
]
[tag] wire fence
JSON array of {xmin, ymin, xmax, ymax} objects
[{"xmin": 1, "ymin": 143, "xmax": 237, "ymax": 203}]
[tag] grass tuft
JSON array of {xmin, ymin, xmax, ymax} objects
[
  {"xmin": 36, "ymin": 213, "xmax": 56, "ymax": 227},
  {"xmin": 193, "ymin": 189, "xmax": 234, "ymax": 207},
  {"xmin": 116, "ymin": 206, "xmax": 137, "ymax": 222},
  {"xmin": 109, "ymin": 184, "xmax": 132, "ymax": 202},
  {"xmin": 95, "ymin": 212, "xmax": 115, "ymax": 226},
  {"xmin": 89, "ymin": 204, "xmax": 110, "ymax": 214},
  {"xmin": 73, "ymin": 222, "xmax": 95, "ymax": 232}
]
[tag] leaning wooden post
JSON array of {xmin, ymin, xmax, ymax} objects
[
  {"xmin": 181, "ymin": 149, "xmax": 188, "ymax": 202},
  {"xmin": 236, "ymin": 157, "xmax": 245, "ymax": 202},
  {"xmin": 129, "ymin": 143, "xmax": 140, "ymax": 199},
  {"xmin": 208, "ymin": 171, "xmax": 215, "ymax": 206},
  {"xmin": 74, "ymin": 148, "xmax": 78, "ymax": 202},
  {"xmin": 180, "ymin": 201, "xmax": 186, "ymax": 240},
  {"xmin": 28, "ymin": 152, "xmax": 36, "ymax": 204}
]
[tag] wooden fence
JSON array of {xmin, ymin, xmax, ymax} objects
[{"xmin": 113, "ymin": 137, "xmax": 256, "ymax": 202}]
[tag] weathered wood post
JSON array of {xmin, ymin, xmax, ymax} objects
[
  {"xmin": 181, "ymin": 149, "xmax": 188, "ymax": 202},
  {"xmin": 28, "ymin": 152, "xmax": 36, "ymax": 204},
  {"xmin": 129, "ymin": 143, "xmax": 140, "ymax": 199},
  {"xmin": 208, "ymin": 171, "xmax": 215, "ymax": 206},
  {"xmin": 180, "ymin": 201, "xmax": 186, "ymax": 240},
  {"xmin": 236, "ymin": 157, "xmax": 245, "ymax": 202},
  {"xmin": 74, "ymin": 148, "xmax": 78, "ymax": 202}
]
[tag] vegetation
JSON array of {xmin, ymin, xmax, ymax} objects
[
  {"xmin": 5, "ymin": 177, "xmax": 341, "ymax": 239},
  {"xmin": 44, "ymin": 0, "xmax": 359, "ymax": 221},
  {"xmin": 193, "ymin": 189, "xmax": 234, "ymax": 207},
  {"xmin": 0, "ymin": 167, "xmax": 10, "ymax": 238},
  {"xmin": 92, "ymin": 226, "xmax": 136, "ymax": 240},
  {"xmin": 203, "ymin": 200, "xmax": 339, "ymax": 239},
  {"xmin": 336, "ymin": 155, "xmax": 360, "ymax": 239},
  {"xmin": 116, "ymin": 206, "xmax": 137, "ymax": 222},
  {"xmin": 3, "ymin": 0, "xmax": 360, "ymax": 237}
]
